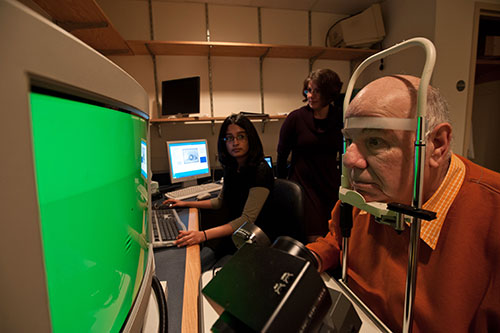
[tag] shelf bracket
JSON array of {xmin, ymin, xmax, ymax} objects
[
  {"xmin": 309, "ymin": 50, "xmax": 325, "ymax": 72},
  {"xmin": 147, "ymin": 0, "xmax": 161, "ymax": 120},
  {"xmin": 259, "ymin": 48, "xmax": 270, "ymax": 117},
  {"xmin": 260, "ymin": 117, "xmax": 269, "ymax": 133},
  {"xmin": 308, "ymin": 11, "xmax": 312, "ymax": 46},
  {"xmin": 258, "ymin": 7, "xmax": 262, "ymax": 43},
  {"xmin": 155, "ymin": 122, "xmax": 162, "ymax": 138},
  {"xmin": 205, "ymin": 3, "xmax": 216, "ymax": 135},
  {"xmin": 210, "ymin": 119, "xmax": 216, "ymax": 135}
]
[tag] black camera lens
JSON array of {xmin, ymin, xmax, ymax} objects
[{"xmin": 271, "ymin": 236, "xmax": 318, "ymax": 269}]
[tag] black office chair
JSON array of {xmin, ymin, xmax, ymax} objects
[{"xmin": 263, "ymin": 178, "xmax": 306, "ymax": 244}]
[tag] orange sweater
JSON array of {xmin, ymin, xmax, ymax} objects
[{"xmin": 307, "ymin": 156, "xmax": 500, "ymax": 332}]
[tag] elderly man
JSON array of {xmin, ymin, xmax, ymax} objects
[{"xmin": 306, "ymin": 75, "xmax": 500, "ymax": 332}]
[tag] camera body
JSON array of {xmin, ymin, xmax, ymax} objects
[
  {"xmin": 202, "ymin": 236, "xmax": 362, "ymax": 332},
  {"xmin": 202, "ymin": 241, "xmax": 331, "ymax": 332}
]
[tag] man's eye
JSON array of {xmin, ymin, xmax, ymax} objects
[
  {"xmin": 345, "ymin": 138, "xmax": 353, "ymax": 146},
  {"xmin": 366, "ymin": 137, "xmax": 387, "ymax": 149}
]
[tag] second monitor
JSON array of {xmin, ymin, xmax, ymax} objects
[
  {"xmin": 166, "ymin": 139, "xmax": 211, "ymax": 187},
  {"xmin": 161, "ymin": 76, "xmax": 200, "ymax": 117}
]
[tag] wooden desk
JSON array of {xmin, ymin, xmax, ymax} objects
[
  {"xmin": 153, "ymin": 208, "xmax": 201, "ymax": 333},
  {"xmin": 181, "ymin": 208, "xmax": 201, "ymax": 333}
]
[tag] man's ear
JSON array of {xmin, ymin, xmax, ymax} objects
[{"xmin": 428, "ymin": 123, "xmax": 452, "ymax": 168}]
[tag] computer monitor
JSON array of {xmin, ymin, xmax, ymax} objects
[
  {"xmin": 161, "ymin": 76, "xmax": 200, "ymax": 117},
  {"xmin": 166, "ymin": 139, "xmax": 211, "ymax": 187},
  {"xmin": 1, "ymin": 1, "xmax": 161, "ymax": 332},
  {"xmin": 264, "ymin": 156, "xmax": 273, "ymax": 169}
]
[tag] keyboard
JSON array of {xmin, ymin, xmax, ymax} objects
[
  {"xmin": 164, "ymin": 182, "xmax": 222, "ymax": 200},
  {"xmin": 151, "ymin": 208, "xmax": 186, "ymax": 248}
]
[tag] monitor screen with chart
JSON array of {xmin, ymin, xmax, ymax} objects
[{"xmin": 166, "ymin": 139, "xmax": 211, "ymax": 186}]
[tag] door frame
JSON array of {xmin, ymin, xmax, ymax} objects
[{"xmin": 463, "ymin": 2, "xmax": 500, "ymax": 156}]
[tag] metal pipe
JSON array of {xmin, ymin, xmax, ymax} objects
[{"xmin": 341, "ymin": 237, "xmax": 348, "ymax": 282}]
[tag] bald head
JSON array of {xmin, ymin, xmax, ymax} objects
[
  {"xmin": 347, "ymin": 75, "xmax": 451, "ymax": 135},
  {"xmin": 347, "ymin": 75, "xmax": 420, "ymax": 120}
]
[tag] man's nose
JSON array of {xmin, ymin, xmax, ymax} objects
[{"xmin": 343, "ymin": 143, "xmax": 368, "ymax": 170}]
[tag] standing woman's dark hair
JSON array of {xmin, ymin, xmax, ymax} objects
[
  {"xmin": 302, "ymin": 69, "xmax": 342, "ymax": 105},
  {"xmin": 217, "ymin": 113, "xmax": 264, "ymax": 169}
]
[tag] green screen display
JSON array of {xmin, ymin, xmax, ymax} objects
[{"xmin": 30, "ymin": 92, "xmax": 149, "ymax": 332}]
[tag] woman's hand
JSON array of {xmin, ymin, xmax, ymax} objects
[
  {"xmin": 162, "ymin": 198, "xmax": 188, "ymax": 208},
  {"xmin": 175, "ymin": 230, "xmax": 205, "ymax": 247}
]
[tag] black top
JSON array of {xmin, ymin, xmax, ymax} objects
[
  {"xmin": 277, "ymin": 104, "xmax": 343, "ymax": 235},
  {"xmin": 203, "ymin": 159, "xmax": 274, "ymax": 257},
  {"xmin": 222, "ymin": 159, "xmax": 274, "ymax": 226}
]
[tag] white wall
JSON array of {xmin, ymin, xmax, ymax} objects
[
  {"xmin": 361, "ymin": 0, "xmax": 436, "ymax": 84},
  {"xmin": 433, "ymin": 0, "xmax": 475, "ymax": 156},
  {"xmin": 361, "ymin": 0, "xmax": 500, "ymax": 156},
  {"xmin": 98, "ymin": 0, "xmax": 349, "ymax": 173},
  {"xmin": 435, "ymin": 0, "xmax": 500, "ymax": 157}
]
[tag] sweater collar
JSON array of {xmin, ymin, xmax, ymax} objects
[{"xmin": 420, "ymin": 153, "xmax": 465, "ymax": 249}]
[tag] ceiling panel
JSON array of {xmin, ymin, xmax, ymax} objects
[{"xmin": 151, "ymin": 0, "xmax": 382, "ymax": 15}]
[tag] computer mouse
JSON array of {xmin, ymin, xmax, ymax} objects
[{"xmin": 196, "ymin": 192, "xmax": 211, "ymax": 200}]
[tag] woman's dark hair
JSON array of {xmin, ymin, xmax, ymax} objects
[
  {"xmin": 302, "ymin": 69, "xmax": 343, "ymax": 106},
  {"xmin": 217, "ymin": 113, "xmax": 264, "ymax": 170}
]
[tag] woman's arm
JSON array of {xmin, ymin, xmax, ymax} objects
[
  {"xmin": 163, "ymin": 197, "xmax": 214, "ymax": 209},
  {"xmin": 174, "ymin": 223, "xmax": 234, "ymax": 247},
  {"xmin": 276, "ymin": 152, "xmax": 290, "ymax": 179},
  {"xmin": 174, "ymin": 187, "xmax": 270, "ymax": 247},
  {"xmin": 227, "ymin": 187, "xmax": 270, "ymax": 230}
]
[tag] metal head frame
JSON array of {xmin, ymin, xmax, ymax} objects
[{"xmin": 338, "ymin": 37, "xmax": 436, "ymax": 333}]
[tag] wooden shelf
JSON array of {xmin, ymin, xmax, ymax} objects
[
  {"xmin": 33, "ymin": 0, "xmax": 132, "ymax": 55},
  {"xmin": 33, "ymin": 0, "xmax": 377, "ymax": 62},
  {"xmin": 127, "ymin": 40, "xmax": 377, "ymax": 61},
  {"xmin": 150, "ymin": 115, "xmax": 287, "ymax": 123}
]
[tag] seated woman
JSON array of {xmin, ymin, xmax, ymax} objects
[{"xmin": 163, "ymin": 113, "xmax": 274, "ymax": 269}]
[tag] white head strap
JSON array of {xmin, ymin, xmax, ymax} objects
[{"xmin": 344, "ymin": 117, "xmax": 417, "ymax": 131}]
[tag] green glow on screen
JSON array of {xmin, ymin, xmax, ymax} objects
[{"xmin": 30, "ymin": 92, "xmax": 149, "ymax": 332}]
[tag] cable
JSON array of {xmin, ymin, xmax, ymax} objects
[
  {"xmin": 324, "ymin": 10, "xmax": 364, "ymax": 47},
  {"xmin": 151, "ymin": 274, "xmax": 168, "ymax": 333}
]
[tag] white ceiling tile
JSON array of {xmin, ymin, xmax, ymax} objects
[{"xmin": 150, "ymin": 0, "xmax": 381, "ymax": 15}]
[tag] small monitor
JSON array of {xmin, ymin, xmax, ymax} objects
[
  {"xmin": 166, "ymin": 139, "xmax": 211, "ymax": 187},
  {"xmin": 264, "ymin": 156, "xmax": 273, "ymax": 169},
  {"xmin": 141, "ymin": 138, "xmax": 148, "ymax": 179},
  {"xmin": 161, "ymin": 76, "xmax": 200, "ymax": 117}
]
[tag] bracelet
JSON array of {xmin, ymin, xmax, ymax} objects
[{"xmin": 203, "ymin": 230, "xmax": 208, "ymax": 242}]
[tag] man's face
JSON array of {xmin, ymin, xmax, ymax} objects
[
  {"xmin": 342, "ymin": 127, "xmax": 415, "ymax": 204},
  {"xmin": 342, "ymin": 77, "xmax": 417, "ymax": 204}
]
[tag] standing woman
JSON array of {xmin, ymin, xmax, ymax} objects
[
  {"xmin": 164, "ymin": 113, "xmax": 274, "ymax": 264},
  {"xmin": 277, "ymin": 69, "xmax": 343, "ymax": 242}
]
